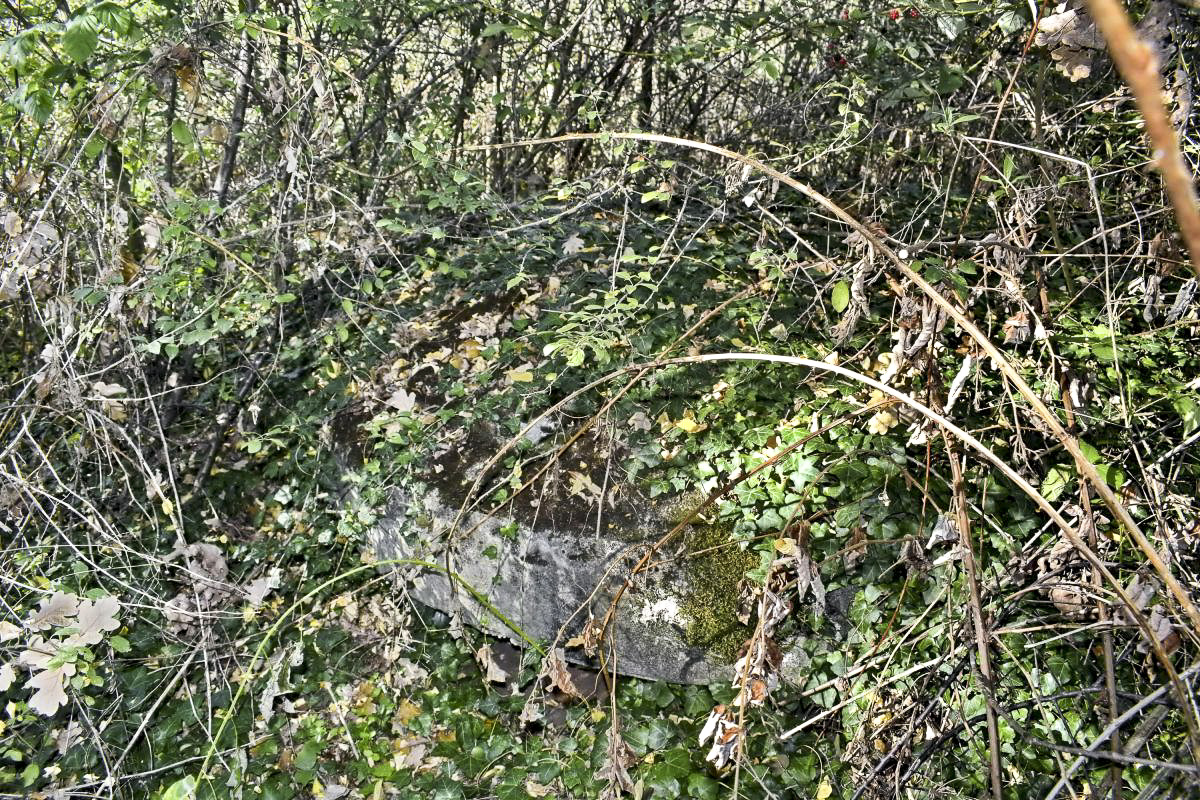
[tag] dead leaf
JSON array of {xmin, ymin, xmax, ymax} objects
[
  {"xmin": 845, "ymin": 526, "xmax": 867, "ymax": 570},
  {"xmin": 1003, "ymin": 311, "xmax": 1030, "ymax": 344},
  {"xmin": 245, "ymin": 569, "xmax": 282, "ymax": 607},
  {"xmin": 259, "ymin": 645, "xmax": 300, "ymax": 726},
  {"xmin": 475, "ymin": 644, "xmax": 511, "ymax": 683},
  {"xmin": 1051, "ymin": 46, "xmax": 1094, "ymax": 82},
  {"xmin": 2, "ymin": 211, "xmax": 21, "ymax": 237},
  {"xmin": 0, "ymin": 663, "xmax": 14, "ymax": 691},
  {"xmin": 594, "ymin": 728, "xmax": 636, "ymax": 799},
  {"xmin": 567, "ymin": 471, "xmax": 602, "ymax": 502},
  {"xmin": 506, "ymin": 367, "xmax": 535, "ymax": 384},
  {"xmin": 92, "ymin": 381, "xmax": 126, "ymax": 398},
  {"xmin": 565, "ymin": 617, "xmax": 602, "ymax": 657},
  {"xmin": 65, "ymin": 596, "xmax": 120, "ymax": 647},
  {"xmin": 674, "ymin": 412, "xmax": 706, "ymax": 434},
  {"xmin": 394, "ymin": 698, "xmax": 422, "ymax": 728},
  {"xmin": 697, "ymin": 704, "xmax": 741, "ymax": 769},
  {"xmin": 27, "ymin": 592, "xmax": 79, "ymax": 631},
  {"xmin": 384, "ymin": 388, "xmax": 417, "ymax": 413},
  {"xmin": 627, "ymin": 411, "xmax": 652, "ymax": 431},
  {"xmin": 26, "ymin": 662, "xmax": 76, "ymax": 716},
  {"xmin": 1034, "ymin": 3, "xmax": 1104, "ymax": 82},
  {"xmin": 926, "ymin": 515, "xmax": 959, "ymax": 548},
  {"xmin": 177, "ymin": 64, "xmax": 200, "ymax": 104},
  {"xmin": 524, "ymin": 779, "xmax": 554, "ymax": 798},
  {"xmin": 544, "ymin": 649, "xmax": 584, "ymax": 699},
  {"xmin": 562, "ymin": 234, "xmax": 585, "ymax": 255},
  {"xmin": 321, "ymin": 783, "xmax": 349, "ymax": 800},
  {"xmin": 867, "ymin": 410, "xmax": 898, "ymax": 435}
]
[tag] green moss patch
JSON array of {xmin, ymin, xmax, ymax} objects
[{"xmin": 679, "ymin": 523, "xmax": 757, "ymax": 663}]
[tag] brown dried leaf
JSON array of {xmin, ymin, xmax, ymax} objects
[
  {"xmin": 845, "ymin": 526, "xmax": 867, "ymax": 570},
  {"xmin": 26, "ymin": 662, "xmax": 76, "ymax": 716},
  {"xmin": 474, "ymin": 644, "xmax": 511, "ymax": 684},
  {"xmin": 545, "ymin": 648, "xmax": 583, "ymax": 699},
  {"xmin": 0, "ymin": 663, "xmax": 14, "ymax": 692},
  {"xmin": 66, "ymin": 596, "xmax": 120, "ymax": 647},
  {"xmin": 1003, "ymin": 311, "xmax": 1030, "ymax": 345},
  {"xmin": 565, "ymin": 616, "xmax": 602, "ymax": 657},
  {"xmin": 27, "ymin": 592, "xmax": 79, "ymax": 631},
  {"xmin": 594, "ymin": 728, "xmax": 636, "ymax": 799},
  {"xmin": 562, "ymin": 234, "xmax": 585, "ymax": 255}
]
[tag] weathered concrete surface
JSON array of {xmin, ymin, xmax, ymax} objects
[
  {"xmin": 370, "ymin": 483, "xmax": 732, "ymax": 683},
  {"xmin": 364, "ymin": 425, "xmax": 822, "ymax": 685}
]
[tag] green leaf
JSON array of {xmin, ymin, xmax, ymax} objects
[
  {"xmin": 109, "ymin": 635, "xmax": 131, "ymax": 653},
  {"xmin": 62, "ymin": 18, "xmax": 98, "ymax": 64},
  {"xmin": 294, "ymin": 739, "xmax": 320, "ymax": 771},
  {"xmin": 159, "ymin": 776, "xmax": 196, "ymax": 800},
  {"xmin": 1096, "ymin": 463, "xmax": 1125, "ymax": 490},
  {"xmin": 1175, "ymin": 397, "xmax": 1199, "ymax": 435},
  {"xmin": 13, "ymin": 83, "xmax": 53, "ymax": 123},
  {"xmin": 687, "ymin": 771, "xmax": 719, "ymax": 799},
  {"xmin": 92, "ymin": 2, "xmax": 135, "ymax": 36},
  {"xmin": 831, "ymin": 281, "xmax": 850, "ymax": 313},
  {"xmin": 1040, "ymin": 464, "xmax": 1073, "ymax": 503},
  {"xmin": 170, "ymin": 119, "xmax": 193, "ymax": 145}
]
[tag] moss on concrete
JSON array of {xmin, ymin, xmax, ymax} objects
[{"xmin": 679, "ymin": 522, "xmax": 757, "ymax": 663}]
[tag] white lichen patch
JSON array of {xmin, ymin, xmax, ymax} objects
[{"xmin": 637, "ymin": 596, "xmax": 684, "ymax": 627}]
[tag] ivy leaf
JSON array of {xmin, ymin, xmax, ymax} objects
[
  {"xmin": 831, "ymin": 281, "xmax": 850, "ymax": 313},
  {"xmin": 62, "ymin": 18, "xmax": 98, "ymax": 64}
]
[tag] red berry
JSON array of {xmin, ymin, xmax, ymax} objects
[
  {"xmin": 907, "ymin": 6, "xmax": 919, "ymax": 17},
  {"xmin": 888, "ymin": 9, "xmax": 900, "ymax": 20}
]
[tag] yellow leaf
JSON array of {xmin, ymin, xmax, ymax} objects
[
  {"xmin": 394, "ymin": 698, "xmax": 421, "ymax": 727},
  {"xmin": 161, "ymin": 498, "xmax": 174, "ymax": 517},
  {"xmin": 507, "ymin": 369, "xmax": 534, "ymax": 383},
  {"xmin": 674, "ymin": 411, "xmax": 706, "ymax": 433},
  {"xmin": 867, "ymin": 410, "xmax": 898, "ymax": 436},
  {"xmin": 816, "ymin": 779, "xmax": 834, "ymax": 799},
  {"xmin": 177, "ymin": 65, "xmax": 200, "ymax": 104}
]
